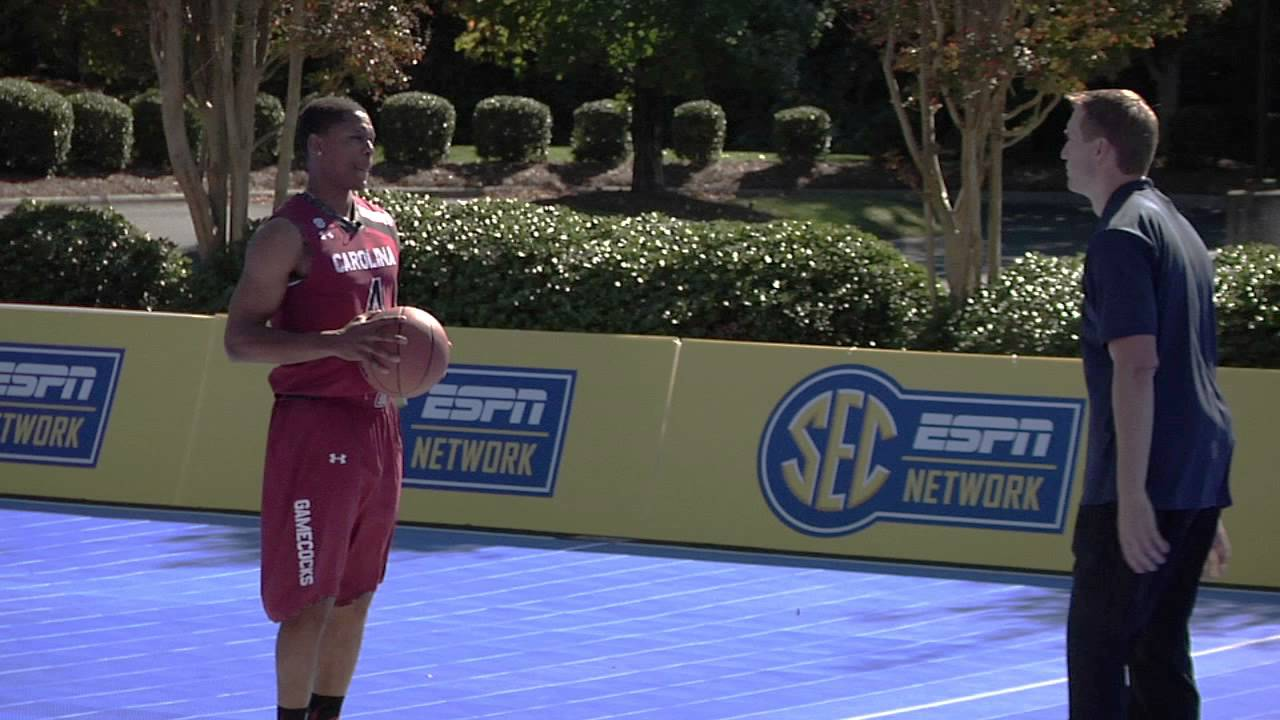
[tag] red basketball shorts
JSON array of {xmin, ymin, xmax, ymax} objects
[{"xmin": 260, "ymin": 394, "xmax": 402, "ymax": 622}]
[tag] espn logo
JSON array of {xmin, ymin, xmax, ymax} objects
[
  {"xmin": 0, "ymin": 362, "xmax": 98, "ymax": 401},
  {"xmin": 402, "ymin": 365, "xmax": 576, "ymax": 496},
  {"xmin": 912, "ymin": 413, "xmax": 1054, "ymax": 457},
  {"xmin": 0, "ymin": 344, "xmax": 124, "ymax": 468},
  {"xmin": 421, "ymin": 385, "xmax": 548, "ymax": 425}
]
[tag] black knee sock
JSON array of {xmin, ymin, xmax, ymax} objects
[
  {"xmin": 308, "ymin": 693, "xmax": 345, "ymax": 720},
  {"xmin": 277, "ymin": 708, "xmax": 307, "ymax": 720}
]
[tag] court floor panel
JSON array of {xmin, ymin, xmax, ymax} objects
[{"xmin": 0, "ymin": 498, "xmax": 1277, "ymax": 720}]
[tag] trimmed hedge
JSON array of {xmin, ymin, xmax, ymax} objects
[
  {"xmin": 671, "ymin": 100, "xmax": 726, "ymax": 167},
  {"xmin": 571, "ymin": 99, "xmax": 631, "ymax": 166},
  {"xmin": 948, "ymin": 252, "xmax": 1084, "ymax": 358},
  {"xmin": 473, "ymin": 95, "xmax": 552, "ymax": 163},
  {"xmin": 68, "ymin": 90, "xmax": 133, "ymax": 172},
  {"xmin": 253, "ymin": 92, "xmax": 285, "ymax": 168},
  {"xmin": 0, "ymin": 201, "xmax": 191, "ymax": 311},
  {"xmin": 129, "ymin": 89, "xmax": 202, "ymax": 169},
  {"xmin": 1215, "ymin": 244, "xmax": 1280, "ymax": 368},
  {"xmin": 370, "ymin": 191, "xmax": 933, "ymax": 348},
  {"xmin": 379, "ymin": 91, "xmax": 456, "ymax": 167},
  {"xmin": 8, "ymin": 188, "xmax": 1279, "ymax": 371},
  {"xmin": 773, "ymin": 105, "xmax": 832, "ymax": 164},
  {"xmin": 0, "ymin": 78, "xmax": 74, "ymax": 175},
  {"xmin": 948, "ymin": 246, "xmax": 1280, "ymax": 369}
]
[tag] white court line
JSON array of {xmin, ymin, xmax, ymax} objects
[{"xmin": 838, "ymin": 633, "xmax": 1280, "ymax": 720}]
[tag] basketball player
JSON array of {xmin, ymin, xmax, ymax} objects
[
  {"xmin": 224, "ymin": 96, "xmax": 405, "ymax": 720},
  {"xmin": 1061, "ymin": 89, "xmax": 1233, "ymax": 719}
]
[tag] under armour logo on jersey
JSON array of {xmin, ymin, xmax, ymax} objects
[{"xmin": 329, "ymin": 453, "xmax": 348, "ymax": 465}]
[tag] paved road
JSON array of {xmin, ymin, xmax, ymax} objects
[{"xmin": 0, "ymin": 195, "xmax": 276, "ymax": 252}]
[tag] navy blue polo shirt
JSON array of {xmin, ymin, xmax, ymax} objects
[{"xmin": 1080, "ymin": 178, "xmax": 1233, "ymax": 509}]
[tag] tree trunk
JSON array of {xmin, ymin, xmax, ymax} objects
[
  {"xmin": 274, "ymin": 0, "xmax": 307, "ymax": 209},
  {"xmin": 987, "ymin": 101, "xmax": 1005, "ymax": 284},
  {"xmin": 1143, "ymin": 46, "xmax": 1183, "ymax": 158},
  {"xmin": 630, "ymin": 82, "xmax": 664, "ymax": 192},
  {"xmin": 148, "ymin": 0, "xmax": 216, "ymax": 260}
]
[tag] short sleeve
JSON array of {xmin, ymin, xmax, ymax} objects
[{"xmin": 1084, "ymin": 229, "xmax": 1158, "ymax": 342}]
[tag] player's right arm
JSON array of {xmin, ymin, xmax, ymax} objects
[{"xmin": 223, "ymin": 217, "xmax": 402, "ymax": 369}]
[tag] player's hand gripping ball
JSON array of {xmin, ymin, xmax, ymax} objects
[{"xmin": 358, "ymin": 306, "xmax": 451, "ymax": 398}]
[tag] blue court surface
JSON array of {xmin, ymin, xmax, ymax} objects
[{"xmin": 1, "ymin": 497, "xmax": 1277, "ymax": 720}]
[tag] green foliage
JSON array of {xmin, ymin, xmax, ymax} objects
[
  {"xmin": 949, "ymin": 253, "xmax": 1084, "ymax": 358},
  {"xmin": 472, "ymin": 95, "xmax": 552, "ymax": 163},
  {"xmin": 571, "ymin": 99, "xmax": 631, "ymax": 166},
  {"xmin": 773, "ymin": 105, "xmax": 832, "ymax": 164},
  {"xmin": 0, "ymin": 201, "xmax": 190, "ymax": 311},
  {"xmin": 369, "ymin": 191, "xmax": 932, "ymax": 348},
  {"xmin": 671, "ymin": 100, "xmax": 726, "ymax": 167},
  {"xmin": 253, "ymin": 93, "xmax": 285, "ymax": 169},
  {"xmin": 454, "ymin": 0, "xmax": 834, "ymax": 106},
  {"xmin": 68, "ymin": 90, "xmax": 133, "ymax": 172},
  {"xmin": 379, "ymin": 91, "xmax": 457, "ymax": 167},
  {"xmin": 129, "ymin": 89, "xmax": 201, "ymax": 169},
  {"xmin": 0, "ymin": 77, "xmax": 74, "ymax": 175},
  {"xmin": 1214, "ymin": 244, "xmax": 1280, "ymax": 369}
]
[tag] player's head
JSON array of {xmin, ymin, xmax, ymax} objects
[
  {"xmin": 1064, "ymin": 89, "xmax": 1158, "ymax": 177},
  {"xmin": 298, "ymin": 96, "xmax": 375, "ymax": 190}
]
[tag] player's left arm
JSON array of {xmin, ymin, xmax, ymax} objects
[{"xmin": 1109, "ymin": 333, "xmax": 1167, "ymax": 574}]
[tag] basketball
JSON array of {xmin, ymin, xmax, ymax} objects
[{"xmin": 359, "ymin": 306, "xmax": 451, "ymax": 398}]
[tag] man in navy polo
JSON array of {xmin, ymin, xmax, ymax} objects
[{"xmin": 1060, "ymin": 88, "xmax": 1234, "ymax": 719}]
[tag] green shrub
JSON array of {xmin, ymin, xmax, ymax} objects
[
  {"xmin": 379, "ymin": 91, "xmax": 456, "ymax": 167},
  {"xmin": 473, "ymin": 95, "xmax": 552, "ymax": 163},
  {"xmin": 68, "ymin": 91, "xmax": 133, "ymax": 172},
  {"xmin": 773, "ymin": 105, "xmax": 832, "ymax": 164},
  {"xmin": 1214, "ymin": 244, "xmax": 1280, "ymax": 368},
  {"xmin": 0, "ymin": 201, "xmax": 191, "ymax": 311},
  {"xmin": 949, "ymin": 252, "xmax": 1084, "ymax": 358},
  {"xmin": 369, "ymin": 191, "xmax": 932, "ymax": 348},
  {"xmin": 0, "ymin": 78, "xmax": 74, "ymax": 175},
  {"xmin": 253, "ymin": 92, "xmax": 285, "ymax": 168},
  {"xmin": 129, "ymin": 89, "xmax": 202, "ymax": 169},
  {"xmin": 571, "ymin": 99, "xmax": 631, "ymax": 166},
  {"xmin": 671, "ymin": 100, "xmax": 726, "ymax": 167}
]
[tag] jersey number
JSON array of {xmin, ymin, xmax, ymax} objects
[{"xmin": 366, "ymin": 276, "xmax": 387, "ymax": 312}]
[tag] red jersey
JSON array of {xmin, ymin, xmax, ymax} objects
[{"xmin": 267, "ymin": 193, "xmax": 399, "ymax": 397}]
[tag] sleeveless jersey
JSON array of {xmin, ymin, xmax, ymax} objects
[{"xmin": 267, "ymin": 193, "xmax": 400, "ymax": 397}]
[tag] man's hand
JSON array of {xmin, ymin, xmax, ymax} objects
[
  {"xmin": 1202, "ymin": 520, "xmax": 1231, "ymax": 580},
  {"xmin": 330, "ymin": 313, "xmax": 407, "ymax": 373},
  {"xmin": 1117, "ymin": 491, "xmax": 1169, "ymax": 574}
]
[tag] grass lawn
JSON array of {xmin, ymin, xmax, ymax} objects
[
  {"xmin": 733, "ymin": 190, "xmax": 929, "ymax": 240},
  {"xmin": 427, "ymin": 145, "xmax": 870, "ymax": 165}
]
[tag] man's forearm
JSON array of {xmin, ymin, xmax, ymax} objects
[{"xmin": 1111, "ymin": 364, "xmax": 1156, "ymax": 499}]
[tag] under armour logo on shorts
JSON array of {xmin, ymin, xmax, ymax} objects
[{"xmin": 329, "ymin": 453, "xmax": 348, "ymax": 465}]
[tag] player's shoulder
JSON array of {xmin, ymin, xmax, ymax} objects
[
  {"xmin": 354, "ymin": 194, "xmax": 397, "ymax": 229},
  {"xmin": 246, "ymin": 215, "xmax": 305, "ymax": 262}
]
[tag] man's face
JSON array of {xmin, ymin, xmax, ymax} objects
[
  {"xmin": 312, "ymin": 111, "xmax": 376, "ymax": 190},
  {"xmin": 1061, "ymin": 108, "xmax": 1100, "ymax": 196}
]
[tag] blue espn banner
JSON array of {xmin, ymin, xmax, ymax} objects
[
  {"xmin": 0, "ymin": 343, "xmax": 125, "ymax": 468},
  {"xmin": 400, "ymin": 364, "xmax": 577, "ymax": 495}
]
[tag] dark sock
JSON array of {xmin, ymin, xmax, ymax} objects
[
  {"xmin": 278, "ymin": 708, "xmax": 308, "ymax": 720},
  {"xmin": 308, "ymin": 693, "xmax": 345, "ymax": 720}
]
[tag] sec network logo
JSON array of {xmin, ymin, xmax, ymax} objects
[{"xmin": 758, "ymin": 365, "xmax": 1084, "ymax": 537}]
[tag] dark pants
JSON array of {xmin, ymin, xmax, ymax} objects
[{"xmin": 1067, "ymin": 503, "xmax": 1220, "ymax": 720}]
